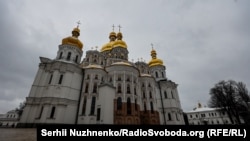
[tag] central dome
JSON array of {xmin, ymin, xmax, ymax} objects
[
  {"xmin": 100, "ymin": 31, "xmax": 116, "ymax": 52},
  {"xmin": 112, "ymin": 32, "xmax": 127, "ymax": 48}
]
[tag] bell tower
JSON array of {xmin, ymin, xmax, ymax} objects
[{"xmin": 56, "ymin": 22, "xmax": 83, "ymax": 64}]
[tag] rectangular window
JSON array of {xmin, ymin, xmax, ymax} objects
[
  {"xmin": 176, "ymin": 113, "xmax": 179, "ymax": 121},
  {"xmin": 90, "ymin": 97, "xmax": 96, "ymax": 115},
  {"xmin": 75, "ymin": 55, "xmax": 78, "ymax": 63},
  {"xmin": 50, "ymin": 107, "xmax": 56, "ymax": 119},
  {"xmin": 58, "ymin": 74, "xmax": 63, "ymax": 84},
  {"xmin": 171, "ymin": 91, "xmax": 174, "ymax": 99},
  {"xmin": 97, "ymin": 108, "xmax": 101, "ymax": 121},
  {"xmin": 37, "ymin": 106, "xmax": 44, "ymax": 119},
  {"xmin": 82, "ymin": 96, "xmax": 87, "ymax": 115},
  {"xmin": 48, "ymin": 74, "xmax": 53, "ymax": 84},
  {"xmin": 93, "ymin": 83, "xmax": 97, "ymax": 93}
]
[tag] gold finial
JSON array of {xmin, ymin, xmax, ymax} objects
[
  {"xmin": 112, "ymin": 24, "xmax": 115, "ymax": 31},
  {"xmin": 118, "ymin": 25, "xmax": 122, "ymax": 32},
  {"xmin": 77, "ymin": 21, "xmax": 81, "ymax": 28}
]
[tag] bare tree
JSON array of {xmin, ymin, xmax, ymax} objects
[
  {"xmin": 208, "ymin": 80, "xmax": 250, "ymax": 124},
  {"xmin": 15, "ymin": 100, "xmax": 26, "ymax": 116},
  {"xmin": 236, "ymin": 82, "xmax": 250, "ymax": 124}
]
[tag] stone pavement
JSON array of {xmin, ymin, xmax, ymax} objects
[{"xmin": 0, "ymin": 128, "xmax": 36, "ymax": 141}]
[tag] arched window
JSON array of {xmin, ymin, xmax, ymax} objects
[
  {"xmin": 127, "ymin": 84, "xmax": 131, "ymax": 94},
  {"xmin": 164, "ymin": 91, "xmax": 167, "ymax": 98},
  {"xmin": 126, "ymin": 77, "xmax": 130, "ymax": 82},
  {"xmin": 95, "ymin": 75, "xmax": 98, "ymax": 80},
  {"xmin": 162, "ymin": 72, "xmax": 164, "ymax": 77},
  {"xmin": 149, "ymin": 91, "xmax": 152, "ymax": 98},
  {"xmin": 75, "ymin": 55, "xmax": 78, "ymax": 63},
  {"xmin": 117, "ymin": 97, "xmax": 122, "ymax": 110},
  {"xmin": 117, "ymin": 84, "xmax": 122, "ymax": 93},
  {"xmin": 127, "ymin": 98, "xmax": 131, "ymax": 115},
  {"xmin": 118, "ymin": 76, "xmax": 122, "ymax": 81},
  {"xmin": 148, "ymin": 83, "xmax": 151, "ymax": 87},
  {"xmin": 86, "ymin": 75, "xmax": 90, "ymax": 79},
  {"xmin": 67, "ymin": 52, "xmax": 71, "ymax": 60},
  {"xmin": 155, "ymin": 71, "xmax": 158, "ymax": 78},
  {"xmin": 59, "ymin": 52, "xmax": 63, "ymax": 59}
]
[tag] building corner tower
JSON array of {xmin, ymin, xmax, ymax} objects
[{"xmin": 18, "ymin": 26, "xmax": 84, "ymax": 127}]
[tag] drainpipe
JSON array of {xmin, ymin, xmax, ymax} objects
[
  {"xmin": 157, "ymin": 80, "xmax": 166, "ymax": 125},
  {"xmin": 75, "ymin": 69, "xmax": 85, "ymax": 124}
]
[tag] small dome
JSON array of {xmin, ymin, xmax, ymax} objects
[
  {"xmin": 109, "ymin": 31, "xmax": 116, "ymax": 38},
  {"xmin": 148, "ymin": 48, "xmax": 163, "ymax": 67},
  {"xmin": 62, "ymin": 27, "xmax": 83, "ymax": 50},
  {"xmin": 151, "ymin": 49, "xmax": 156, "ymax": 54},
  {"xmin": 101, "ymin": 31, "xmax": 117, "ymax": 52},
  {"xmin": 113, "ymin": 32, "xmax": 127, "ymax": 48},
  {"xmin": 148, "ymin": 58, "xmax": 163, "ymax": 67},
  {"xmin": 72, "ymin": 27, "xmax": 80, "ymax": 35},
  {"xmin": 101, "ymin": 42, "xmax": 114, "ymax": 52}
]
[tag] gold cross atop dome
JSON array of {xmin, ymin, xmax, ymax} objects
[
  {"xmin": 77, "ymin": 21, "xmax": 81, "ymax": 28},
  {"xmin": 118, "ymin": 25, "xmax": 122, "ymax": 32},
  {"xmin": 112, "ymin": 24, "xmax": 115, "ymax": 31}
]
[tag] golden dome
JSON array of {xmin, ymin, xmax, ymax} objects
[
  {"xmin": 62, "ymin": 27, "xmax": 83, "ymax": 50},
  {"xmin": 148, "ymin": 48, "xmax": 163, "ymax": 67},
  {"xmin": 100, "ymin": 31, "xmax": 117, "ymax": 52},
  {"xmin": 113, "ymin": 32, "xmax": 127, "ymax": 48},
  {"xmin": 148, "ymin": 58, "xmax": 163, "ymax": 67},
  {"xmin": 72, "ymin": 27, "xmax": 80, "ymax": 35},
  {"xmin": 109, "ymin": 31, "xmax": 116, "ymax": 38},
  {"xmin": 101, "ymin": 42, "xmax": 114, "ymax": 52}
]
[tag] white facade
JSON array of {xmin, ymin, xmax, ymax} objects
[
  {"xmin": 186, "ymin": 103, "xmax": 245, "ymax": 125},
  {"xmin": 18, "ymin": 26, "xmax": 185, "ymax": 126},
  {"xmin": 0, "ymin": 110, "xmax": 20, "ymax": 127}
]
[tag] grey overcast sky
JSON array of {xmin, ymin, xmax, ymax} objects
[{"xmin": 0, "ymin": 0, "xmax": 249, "ymax": 114}]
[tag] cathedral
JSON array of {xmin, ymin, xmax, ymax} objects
[{"xmin": 18, "ymin": 25, "xmax": 185, "ymax": 127}]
